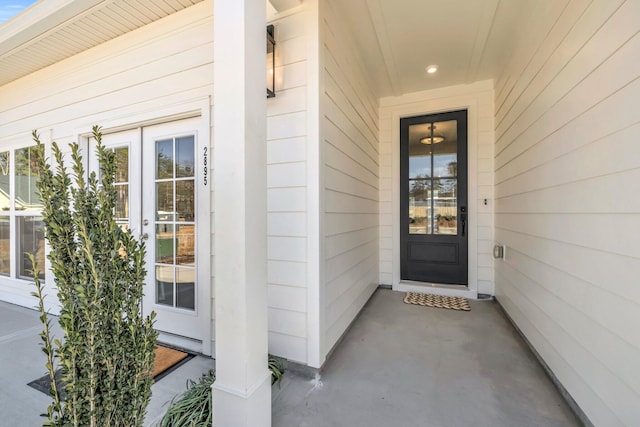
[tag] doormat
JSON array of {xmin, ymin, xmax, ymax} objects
[
  {"xmin": 28, "ymin": 345, "xmax": 195, "ymax": 396},
  {"xmin": 403, "ymin": 292, "xmax": 471, "ymax": 311},
  {"xmin": 153, "ymin": 345, "xmax": 194, "ymax": 379}
]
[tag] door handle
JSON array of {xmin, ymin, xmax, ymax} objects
[
  {"xmin": 140, "ymin": 233, "xmax": 149, "ymax": 241},
  {"xmin": 460, "ymin": 206, "xmax": 467, "ymax": 237}
]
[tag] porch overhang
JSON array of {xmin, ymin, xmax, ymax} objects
[{"xmin": 0, "ymin": 0, "xmax": 204, "ymax": 87}]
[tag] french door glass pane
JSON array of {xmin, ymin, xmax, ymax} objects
[
  {"xmin": 156, "ymin": 265, "xmax": 174, "ymax": 306},
  {"xmin": 176, "ymin": 180, "xmax": 195, "ymax": 221},
  {"xmin": 110, "ymin": 147, "xmax": 130, "ymax": 228},
  {"xmin": 156, "ymin": 224, "xmax": 174, "ymax": 264},
  {"xmin": 115, "ymin": 185, "xmax": 129, "ymax": 221},
  {"xmin": 176, "ymin": 225, "xmax": 195, "ymax": 266},
  {"xmin": 0, "ymin": 216, "xmax": 8, "ymax": 275},
  {"xmin": 0, "ymin": 152, "xmax": 9, "ymax": 211},
  {"xmin": 156, "ymin": 182, "xmax": 174, "ymax": 221},
  {"xmin": 156, "ymin": 139, "xmax": 173, "ymax": 179},
  {"xmin": 176, "ymin": 268, "xmax": 195, "ymax": 310},
  {"xmin": 176, "ymin": 136, "xmax": 195, "ymax": 178},
  {"xmin": 114, "ymin": 147, "xmax": 129, "ymax": 182}
]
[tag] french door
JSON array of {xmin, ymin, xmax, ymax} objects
[
  {"xmin": 90, "ymin": 117, "xmax": 209, "ymax": 353},
  {"xmin": 400, "ymin": 110, "xmax": 468, "ymax": 285}
]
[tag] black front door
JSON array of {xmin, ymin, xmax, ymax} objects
[{"xmin": 400, "ymin": 110, "xmax": 468, "ymax": 285}]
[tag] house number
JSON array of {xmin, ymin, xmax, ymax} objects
[{"xmin": 203, "ymin": 146, "xmax": 208, "ymax": 186}]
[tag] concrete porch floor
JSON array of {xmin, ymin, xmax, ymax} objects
[
  {"xmin": 0, "ymin": 288, "xmax": 581, "ymax": 426},
  {"xmin": 272, "ymin": 288, "xmax": 581, "ymax": 427}
]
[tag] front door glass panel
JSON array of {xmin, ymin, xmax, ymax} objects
[{"xmin": 408, "ymin": 119, "xmax": 458, "ymax": 236}]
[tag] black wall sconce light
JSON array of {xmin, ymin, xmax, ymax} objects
[{"xmin": 267, "ymin": 24, "xmax": 276, "ymax": 98}]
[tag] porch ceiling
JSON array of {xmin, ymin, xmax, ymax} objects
[
  {"xmin": 331, "ymin": 0, "xmax": 541, "ymax": 97},
  {"xmin": 0, "ymin": 0, "xmax": 204, "ymax": 87}
]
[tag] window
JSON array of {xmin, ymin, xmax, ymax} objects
[{"xmin": 0, "ymin": 145, "xmax": 45, "ymax": 281}]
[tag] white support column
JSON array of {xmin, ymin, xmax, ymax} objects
[{"xmin": 212, "ymin": 0, "xmax": 271, "ymax": 426}]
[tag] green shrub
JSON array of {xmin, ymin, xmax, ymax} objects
[
  {"xmin": 269, "ymin": 356, "xmax": 284, "ymax": 386},
  {"xmin": 160, "ymin": 357, "xmax": 284, "ymax": 426},
  {"xmin": 160, "ymin": 369, "xmax": 215, "ymax": 427},
  {"xmin": 31, "ymin": 126, "xmax": 158, "ymax": 427}
]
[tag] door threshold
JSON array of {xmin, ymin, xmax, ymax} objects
[
  {"xmin": 157, "ymin": 331, "xmax": 205, "ymax": 355},
  {"xmin": 394, "ymin": 280, "xmax": 478, "ymax": 299}
]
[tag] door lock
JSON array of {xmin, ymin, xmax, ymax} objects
[{"xmin": 143, "ymin": 219, "xmax": 149, "ymax": 226}]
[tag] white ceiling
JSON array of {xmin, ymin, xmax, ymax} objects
[
  {"xmin": 329, "ymin": 0, "xmax": 545, "ymax": 98},
  {"xmin": 2, "ymin": 0, "xmax": 557, "ymax": 98}
]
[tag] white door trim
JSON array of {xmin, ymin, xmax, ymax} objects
[{"xmin": 386, "ymin": 93, "xmax": 483, "ymax": 298}]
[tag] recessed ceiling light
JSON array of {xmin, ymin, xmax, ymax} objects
[{"xmin": 425, "ymin": 65, "xmax": 439, "ymax": 74}]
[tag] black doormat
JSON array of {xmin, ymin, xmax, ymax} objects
[{"xmin": 28, "ymin": 345, "xmax": 195, "ymax": 397}]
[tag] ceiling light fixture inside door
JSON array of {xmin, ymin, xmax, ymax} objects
[{"xmin": 420, "ymin": 124, "xmax": 444, "ymax": 144}]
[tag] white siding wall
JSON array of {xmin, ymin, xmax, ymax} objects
[
  {"xmin": 320, "ymin": 0, "xmax": 380, "ymax": 356},
  {"xmin": 0, "ymin": 1, "xmax": 214, "ymax": 330},
  {"xmin": 266, "ymin": 6, "xmax": 312, "ymax": 364},
  {"xmin": 379, "ymin": 81, "xmax": 495, "ymax": 296},
  {"xmin": 494, "ymin": 1, "xmax": 640, "ymax": 425}
]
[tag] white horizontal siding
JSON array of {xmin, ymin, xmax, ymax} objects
[
  {"xmin": 321, "ymin": 0, "xmax": 379, "ymax": 357},
  {"xmin": 266, "ymin": 7, "xmax": 311, "ymax": 363},
  {"xmin": 494, "ymin": 0, "xmax": 640, "ymax": 425}
]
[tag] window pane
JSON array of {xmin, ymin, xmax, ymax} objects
[
  {"xmin": 156, "ymin": 139, "xmax": 173, "ymax": 179},
  {"xmin": 0, "ymin": 216, "xmax": 9, "ymax": 276},
  {"xmin": 434, "ymin": 179, "xmax": 457, "ymax": 235},
  {"xmin": 176, "ymin": 180, "xmax": 194, "ymax": 222},
  {"xmin": 432, "ymin": 120, "xmax": 457, "ymax": 178},
  {"xmin": 408, "ymin": 123, "xmax": 431, "ymax": 179},
  {"xmin": 156, "ymin": 224, "xmax": 174, "ymax": 264},
  {"xmin": 176, "ymin": 136, "xmax": 194, "ymax": 178},
  {"xmin": 0, "ymin": 152, "xmax": 9, "ymax": 211},
  {"xmin": 176, "ymin": 268, "xmax": 195, "ymax": 310},
  {"xmin": 114, "ymin": 147, "xmax": 129, "ymax": 183},
  {"xmin": 409, "ymin": 180, "xmax": 431, "ymax": 234},
  {"xmin": 156, "ymin": 266, "xmax": 174, "ymax": 306},
  {"xmin": 15, "ymin": 146, "xmax": 43, "ymax": 211},
  {"xmin": 156, "ymin": 181, "xmax": 174, "ymax": 221},
  {"xmin": 115, "ymin": 184, "xmax": 128, "ymax": 221},
  {"xmin": 18, "ymin": 216, "xmax": 45, "ymax": 280},
  {"xmin": 176, "ymin": 225, "xmax": 195, "ymax": 266}
]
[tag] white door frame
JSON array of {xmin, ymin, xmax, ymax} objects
[{"xmin": 79, "ymin": 100, "xmax": 211, "ymax": 355}]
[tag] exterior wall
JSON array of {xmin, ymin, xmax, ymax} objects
[
  {"xmin": 493, "ymin": 1, "xmax": 640, "ymax": 425},
  {"xmin": 379, "ymin": 81, "xmax": 495, "ymax": 297},
  {"xmin": 0, "ymin": 1, "xmax": 214, "ymax": 329},
  {"xmin": 266, "ymin": 5, "xmax": 313, "ymax": 364},
  {"xmin": 320, "ymin": 0, "xmax": 380, "ymax": 358}
]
